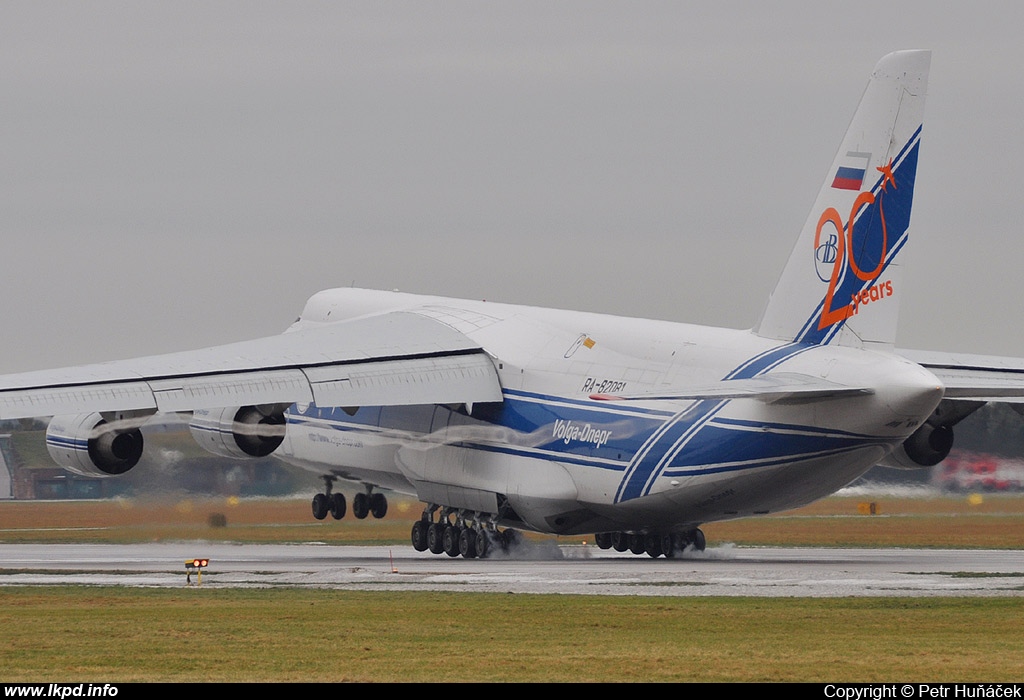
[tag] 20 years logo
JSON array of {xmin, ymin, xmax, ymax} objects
[{"xmin": 814, "ymin": 159, "xmax": 897, "ymax": 331}]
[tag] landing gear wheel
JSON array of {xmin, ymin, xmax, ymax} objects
[
  {"xmin": 427, "ymin": 523, "xmax": 446, "ymax": 554},
  {"xmin": 459, "ymin": 528, "xmax": 478, "ymax": 558},
  {"xmin": 411, "ymin": 520, "xmax": 429, "ymax": 551},
  {"xmin": 594, "ymin": 532, "xmax": 612, "ymax": 549},
  {"xmin": 644, "ymin": 532, "xmax": 663, "ymax": 558},
  {"xmin": 628, "ymin": 533, "xmax": 646, "ymax": 555},
  {"xmin": 660, "ymin": 533, "xmax": 677, "ymax": 559},
  {"xmin": 311, "ymin": 493, "xmax": 329, "ymax": 520},
  {"xmin": 691, "ymin": 528, "xmax": 706, "ymax": 552},
  {"xmin": 329, "ymin": 492, "xmax": 347, "ymax": 520},
  {"xmin": 475, "ymin": 528, "xmax": 490, "ymax": 559},
  {"xmin": 369, "ymin": 492, "xmax": 388, "ymax": 519},
  {"xmin": 352, "ymin": 492, "xmax": 369, "ymax": 519},
  {"xmin": 500, "ymin": 529, "xmax": 521, "ymax": 552},
  {"xmin": 443, "ymin": 525, "xmax": 462, "ymax": 557},
  {"xmin": 611, "ymin": 531, "xmax": 629, "ymax": 552}
]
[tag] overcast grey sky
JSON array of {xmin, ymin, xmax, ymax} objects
[{"xmin": 2, "ymin": 2, "xmax": 1023, "ymax": 372}]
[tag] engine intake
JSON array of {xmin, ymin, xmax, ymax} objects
[{"xmin": 46, "ymin": 413, "xmax": 145, "ymax": 476}]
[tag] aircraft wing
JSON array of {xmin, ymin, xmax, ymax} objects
[
  {"xmin": 0, "ymin": 311, "xmax": 503, "ymax": 419},
  {"xmin": 590, "ymin": 372, "xmax": 874, "ymax": 404},
  {"xmin": 898, "ymin": 349, "xmax": 1024, "ymax": 403}
]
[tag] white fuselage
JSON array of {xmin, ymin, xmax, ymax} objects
[{"xmin": 275, "ymin": 289, "xmax": 943, "ymax": 535}]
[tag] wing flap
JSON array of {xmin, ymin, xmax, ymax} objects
[
  {"xmin": 149, "ymin": 370, "xmax": 315, "ymax": 413},
  {"xmin": 306, "ymin": 354, "xmax": 502, "ymax": 407},
  {"xmin": 0, "ymin": 382, "xmax": 157, "ymax": 418}
]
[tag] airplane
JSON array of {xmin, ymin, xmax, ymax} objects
[{"xmin": 3, "ymin": 49, "xmax": 1023, "ymax": 559}]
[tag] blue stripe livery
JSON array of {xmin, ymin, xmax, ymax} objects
[{"xmin": 286, "ymin": 342, "xmax": 889, "ymax": 505}]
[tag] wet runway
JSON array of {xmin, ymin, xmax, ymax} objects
[{"xmin": 1, "ymin": 542, "xmax": 1022, "ymax": 596}]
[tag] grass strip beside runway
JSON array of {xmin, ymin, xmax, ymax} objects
[{"xmin": 1, "ymin": 587, "xmax": 1023, "ymax": 682}]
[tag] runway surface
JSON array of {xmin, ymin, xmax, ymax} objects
[{"xmin": 1, "ymin": 542, "xmax": 1023, "ymax": 596}]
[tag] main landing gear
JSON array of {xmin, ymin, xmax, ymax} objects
[
  {"xmin": 410, "ymin": 505, "xmax": 520, "ymax": 559},
  {"xmin": 593, "ymin": 528, "xmax": 706, "ymax": 558},
  {"xmin": 311, "ymin": 477, "xmax": 388, "ymax": 522},
  {"xmin": 352, "ymin": 487, "xmax": 388, "ymax": 520}
]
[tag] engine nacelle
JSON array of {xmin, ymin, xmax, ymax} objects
[
  {"xmin": 190, "ymin": 405, "xmax": 287, "ymax": 459},
  {"xmin": 880, "ymin": 423, "xmax": 954, "ymax": 470},
  {"xmin": 46, "ymin": 413, "xmax": 145, "ymax": 477}
]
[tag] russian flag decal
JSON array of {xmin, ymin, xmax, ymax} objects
[{"xmin": 831, "ymin": 151, "xmax": 872, "ymax": 190}]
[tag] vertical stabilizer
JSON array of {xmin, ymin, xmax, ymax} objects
[{"xmin": 753, "ymin": 50, "xmax": 930, "ymax": 348}]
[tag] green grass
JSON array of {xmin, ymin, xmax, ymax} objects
[{"xmin": 1, "ymin": 588, "xmax": 1022, "ymax": 682}]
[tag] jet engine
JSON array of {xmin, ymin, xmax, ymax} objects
[
  {"xmin": 46, "ymin": 413, "xmax": 145, "ymax": 476},
  {"xmin": 189, "ymin": 405, "xmax": 288, "ymax": 459},
  {"xmin": 883, "ymin": 422, "xmax": 954, "ymax": 469},
  {"xmin": 879, "ymin": 400, "xmax": 985, "ymax": 470}
]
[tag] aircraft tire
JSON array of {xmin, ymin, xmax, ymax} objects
[
  {"xmin": 692, "ymin": 528, "xmax": 707, "ymax": 552},
  {"xmin": 459, "ymin": 528, "xmax": 477, "ymax": 558},
  {"xmin": 475, "ymin": 529, "xmax": 489, "ymax": 559},
  {"xmin": 352, "ymin": 492, "xmax": 369, "ymax": 519},
  {"xmin": 370, "ymin": 493, "xmax": 388, "ymax": 519},
  {"xmin": 611, "ymin": 532, "xmax": 629, "ymax": 552},
  {"xmin": 594, "ymin": 532, "xmax": 612, "ymax": 549},
  {"xmin": 500, "ymin": 528, "xmax": 521, "ymax": 552},
  {"xmin": 311, "ymin": 493, "xmax": 329, "ymax": 520},
  {"xmin": 661, "ymin": 533, "xmax": 677, "ymax": 558},
  {"xmin": 427, "ymin": 523, "xmax": 446, "ymax": 554},
  {"xmin": 329, "ymin": 492, "xmax": 347, "ymax": 520},
  {"xmin": 411, "ymin": 520, "xmax": 429, "ymax": 551},
  {"xmin": 443, "ymin": 525, "xmax": 461, "ymax": 557},
  {"xmin": 644, "ymin": 533, "xmax": 663, "ymax": 558},
  {"xmin": 628, "ymin": 533, "xmax": 645, "ymax": 555}
]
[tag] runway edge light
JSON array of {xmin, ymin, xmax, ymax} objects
[{"xmin": 185, "ymin": 558, "xmax": 209, "ymax": 586}]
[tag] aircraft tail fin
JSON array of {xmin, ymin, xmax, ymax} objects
[{"xmin": 753, "ymin": 50, "xmax": 930, "ymax": 349}]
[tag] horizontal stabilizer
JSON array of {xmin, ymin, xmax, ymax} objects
[
  {"xmin": 900, "ymin": 349, "xmax": 1024, "ymax": 403},
  {"xmin": 590, "ymin": 372, "xmax": 874, "ymax": 404}
]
